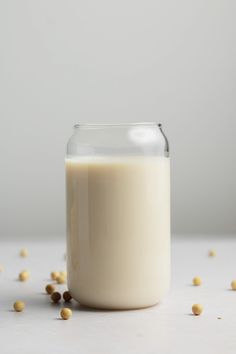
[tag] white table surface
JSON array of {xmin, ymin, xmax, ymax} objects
[{"xmin": 0, "ymin": 237, "xmax": 236, "ymax": 354}]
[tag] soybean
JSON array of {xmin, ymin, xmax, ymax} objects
[
  {"xmin": 231, "ymin": 280, "xmax": 236, "ymax": 290},
  {"xmin": 63, "ymin": 291, "xmax": 72, "ymax": 302},
  {"xmin": 19, "ymin": 270, "xmax": 30, "ymax": 282},
  {"xmin": 192, "ymin": 276, "xmax": 202, "ymax": 286},
  {"xmin": 192, "ymin": 304, "xmax": 203, "ymax": 316},
  {"xmin": 14, "ymin": 301, "xmax": 25, "ymax": 312},
  {"xmin": 51, "ymin": 271, "xmax": 60, "ymax": 281},
  {"xmin": 20, "ymin": 248, "xmax": 28, "ymax": 258},
  {"xmin": 60, "ymin": 308, "xmax": 72, "ymax": 320},
  {"xmin": 45, "ymin": 284, "xmax": 56, "ymax": 295},
  {"xmin": 51, "ymin": 292, "xmax": 61, "ymax": 303}
]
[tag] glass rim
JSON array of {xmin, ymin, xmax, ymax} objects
[{"xmin": 74, "ymin": 122, "xmax": 162, "ymax": 129}]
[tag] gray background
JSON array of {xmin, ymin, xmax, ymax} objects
[{"xmin": 0, "ymin": 1, "xmax": 235, "ymax": 238}]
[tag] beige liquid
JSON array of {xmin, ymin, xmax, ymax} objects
[{"xmin": 66, "ymin": 156, "xmax": 170, "ymax": 310}]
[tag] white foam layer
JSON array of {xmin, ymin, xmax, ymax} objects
[{"xmin": 65, "ymin": 155, "xmax": 169, "ymax": 164}]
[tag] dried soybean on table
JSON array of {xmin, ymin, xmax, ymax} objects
[{"xmin": 0, "ymin": 236, "xmax": 236, "ymax": 354}]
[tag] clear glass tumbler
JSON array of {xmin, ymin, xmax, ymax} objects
[{"xmin": 66, "ymin": 123, "xmax": 170, "ymax": 310}]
